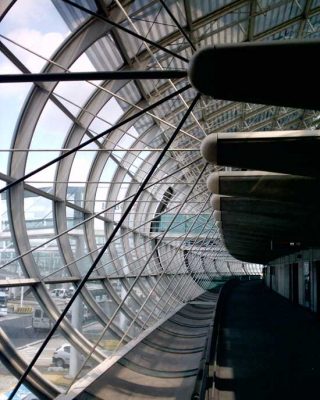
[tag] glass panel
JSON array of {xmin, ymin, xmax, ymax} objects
[
  {"xmin": 26, "ymin": 100, "xmax": 73, "ymax": 189},
  {"xmin": 84, "ymin": 33, "xmax": 124, "ymax": 72},
  {"xmin": 24, "ymin": 191, "xmax": 66, "ymax": 278},
  {"xmin": 89, "ymin": 97, "xmax": 126, "ymax": 139},
  {"xmin": 65, "ymin": 208, "xmax": 97, "ymax": 278},
  {"xmin": 68, "ymin": 140, "xmax": 98, "ymax": 207},
  {"xmin": 0, "ymin": 53, "xmax": 32, "ymax": 174},
  {"xmin": 51, "ymin": 0, "xmax": 97, "ymax": 32},
  {"xmin": 35, "ymin": 332, "xmax": 98, "ymax": 393},
  {"xmin": 0, "ymin": 0, "xmax": 70, "ymax": 72},
  {"xmin": 0, "ymin": 182, "xmax": 24, "ymax": 278},
  {"xmin": 0, "ymin": 363, "xmax": 21, "ymax": 398},
  {"xmin": 53, "ymin": 56, "xmax": 101, "ymax": 116}
]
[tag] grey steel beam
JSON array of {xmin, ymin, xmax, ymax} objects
[
  {"xmin": 0, "ymin": 70, "xmax": 187, "ymax": 83},
  {"xmin": 0, "ymin": 328, "xmax": 60, "ymax": 399},
  {"xmin": 64, "ymin": 0, "xmax": 189, "ymax": 63}
]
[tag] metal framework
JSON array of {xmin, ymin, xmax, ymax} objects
[{"xmin": 1, "ymin": 0, "xmax": 317, "ymax": 398}]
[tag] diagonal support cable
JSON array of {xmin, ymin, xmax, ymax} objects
[
  {"xmin": 159, "ymin": 0, "xmax": 196, "ymax": 51},
  {"xmin": 0, "ymin": 84, "xmax": 190, "ymax": 195},
  {"xmin": 65, "ymin": 160, "xmax": 208, "ymax": 390},
  {"xmin": 63, "ymin": 0, "xmax": 189, "ymax": 63},
  {"xmin": 7, "ymin": 93, "xmax": 201, "ymax": 400},
  {"xmin": 0, "ymin": 34, "xmax": 199, "ymax": 141},
  {"xmin": 0, "ymin": 156, "xmax": 203, "ymax": 273}
]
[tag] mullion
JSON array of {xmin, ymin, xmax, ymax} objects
[
  {"xmin": 97, "ymin": 198, "xmax": 210, "ymax": 278},
  {"xmin": 103, "ymin": 177, "xmax": 210, "ymax": 357},
  {"xmin": 65, "ymin": 144, "xmax": 205, "ymax": 388},
  {"xmin": 144, "ymin": 205, "xmax": 215, "ymax": 322},
  {"xmin": 8, "ymin": 93, "xmax": 200, "ymax": 400},
  {"xmin": 63, "ymin": 0, "xmax": 189, "ymax": 63},
  {"xmin": 159, "ymin": 0, "xmax": 196, "ymax": 51},
  {"xmin": 0, "ymin": 156, "xmax": 202, "ymax": 274},
  {"xmin": 0, "ymin": 84, "xmax": 191, "ymax": 195}
]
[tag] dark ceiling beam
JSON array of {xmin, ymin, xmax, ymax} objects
[
  {"xmin": 63, "ymin": 0, "xmax": 189, "ymax": 63},
  {"xmin": 0, "ymin": 70, "xmax": 187, "ymax": 84},
  {"xmin": 183, "ymin": 0, "xmax": 195, "ymax": 44},
  {"xmin": 247, "ymin": 0, "xmax": 256, "ymax": 41}
]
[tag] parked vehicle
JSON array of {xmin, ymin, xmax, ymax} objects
[
  {"xmin": 52, "ymin": 343, "xmax": 70, "ymax": 368},
  {"xmin": 52, "ymin": 344, "xmax": 89, "ymax": 368},
  {"xmin": 32, "ymin": 307, "xmax": 71, "ymax": 330},
  {"xmin": 52, "ymin": 343, "xmax": 92, "ymax": 368},
  {"xmin": 50, "ymin": 288, "xmax": 68, "ymax": 298},
  {"xmin": 0, "ymin": 291, "xmax": 8, "ymax": 317},
  {"xmin": 32, "ymin": 308, "xmax": 52, "ymax": 330},
  {"xmin": 67, "ymin": 286, "xmax": 75, "ymax": 297}
]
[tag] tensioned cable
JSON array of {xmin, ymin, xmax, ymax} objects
[
  {"xmin": 0, "ymin": 35, "xmax": 200, "ymax": 142},
  {"xmin": 143, "ymin": 214, "xmax": 216, "ymax": 326},
  {"xmin": 111, "ymin": 197, "xmax": 213, "ymax": 352},
  {"xmin": 113, "ymin": 0, "xmax": 207, "ymax": 139},
  {"xmin": 66, "ymin": 225, "xmax": 213, "ymax": 386},
  {"xmin": 0, "ymin": 156, "xmax": 203, "ymax": 272},
  {"xmin": 96, "ymin": 210, "xmax": 210, "ymax": 277},
  {"xmin": 51, "ymin": 84, "xmax": 200, "ymax": 145},
  {"xmin": 1, "ymin": 156, "xmax": 199, "ymax": 272},
  {"xmin": 175, "ymin": 228, "xmax": 222, "ymax": 289},
  {"xmin": 55, "ymin": 92, "xmax": 200, "ymax": 186},
  {"xmin": 92, "ymin": 214, "xmax": 213, "ymax": 294},
  {"xmin": 65, "ymin": 157, "xmax": 207, "ymax": 388},
  {"xmin": 0, "ymin": 85, "xmax": 190, "ymax": 195},
  {"xmin": 71, "ymin": 212, "xmax": 215, "ymax": 385},
  {"xmin": 0, "ymin": 180, "xmax": 208, "ymax": 374},
  {"xmin": 159, "ymin": 0, "xmax": 196, "ymax": 51},
  {"xmin": 93, "ymin": 201, "xmax": 212, "ymax": 283},
  {"xmin": 7, "ymin": 93, "xmax": 201, "ymax": 400},
  {"xmin": 111, "ymin": 223, "xmax": 217, "ymax": 347},
  {"xmin": 63, "ymin": 0, "xmax": 189, "ymax": 63},
  {"xmin": 13, "ymin": 88, "xmax": 198, "ymax": 199},
  {"xmin": 131, "ymin": 2, "xmax": 164, "ymax": 82},
  {"xmin": 39, "ymin": 188, "xmax": 210, "ymax": 281},
  {"xmin": 45, "ymin": 78, "xmax": 200, "ymax": 191},
  {"xmin": 97, "ymin": 206, "xmax": 212, "ymax": 278},
  {"xmin": 0, "ymin": 18, "xmax": 210, "ymax": 378},
  {"xmin": 102, "ymin": 185, "xmax": 210, "ymax": 316},
  {"xmin": 52, "ymin": 0, "xmax": 202, "ymax": 156}
]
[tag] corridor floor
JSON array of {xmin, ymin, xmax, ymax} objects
[{"xmin": 215, "ymin": 280, "xmax": 320, "ymax": 400}]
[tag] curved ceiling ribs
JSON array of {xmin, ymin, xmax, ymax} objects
[{"xmin": 0, "ymin": 0, "xmax": 315, "ymax": 398}]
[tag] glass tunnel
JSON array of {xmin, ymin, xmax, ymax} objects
[{"xmin": 0, "ymin": 0, "xmax": 319, "ymax": 399}]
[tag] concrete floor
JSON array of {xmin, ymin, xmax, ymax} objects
[{"xmin": 215, "ymin": 280, "xmax": 320, "ymax": 400}]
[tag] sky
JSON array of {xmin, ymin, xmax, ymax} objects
[
  {"xmin": 0, "ymin": 0, "xmax": 145, "ymax": 227},
  {"xmin": 0, "ymin": 0, "xmax": 70, "ymax": 172}
]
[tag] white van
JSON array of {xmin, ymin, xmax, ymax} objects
[
  {"xmin": 32, "ymin": 308, "xmax": 52, "ymax": 330},
  {"xmin": 0, "ymin": 291, "xmax": 8, "ymax": 317},
  {"xmin": 32, "ymin": 307, "xmax": 72, "ymax": 330}
]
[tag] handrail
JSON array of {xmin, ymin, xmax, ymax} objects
[{"xmin": 191, "ymin": 279, "xmax": 239, "ymax": 399}]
